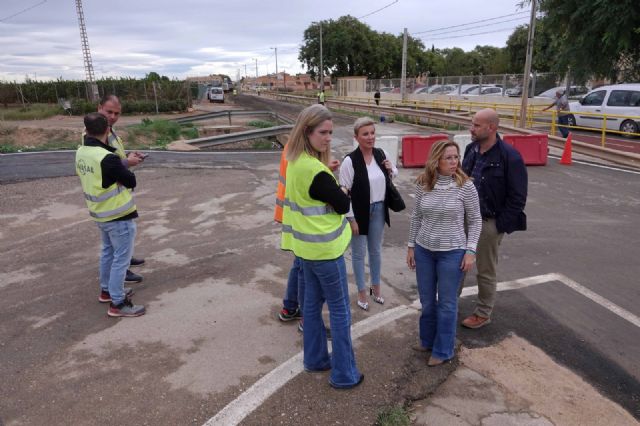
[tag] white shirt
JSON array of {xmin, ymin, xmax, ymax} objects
[{"xmin": 339, "ymin": 149, "xmax": 398, "ymax": 219}]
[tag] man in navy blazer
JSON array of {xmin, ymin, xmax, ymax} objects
[{"xmin": 459, "ymin": 108, "xmax": 528, "ymax": 329}]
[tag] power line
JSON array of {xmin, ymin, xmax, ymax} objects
[
  {"xmin": 418, "ymin": 26, "xmax": 521, "ymax": 41},
  {"xmin": 415, "ymin": 16, "xmax": 530, "ymax": 37},
  {"xmin": 357, "ymin": 0, "xmax": 399, "ymax": 19},
  {"xmin": 0, "ymin": 0, "xmax": 47, "ymax": 22},
  {"xmin": 412, "ymin": 11, "xmax": 529, "ymax": 35}
]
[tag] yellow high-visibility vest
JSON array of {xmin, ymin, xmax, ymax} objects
[
  {"xmin": 75, "ymin": 145, "xmax": 136, "ymax": 222},
  {"xmin": 281, "ymin": 152, "xmax": 351, "ymax": 260}
]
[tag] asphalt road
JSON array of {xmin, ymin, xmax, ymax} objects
[{"xmin": 1, "ymin": 101, "xmax": 639, "ymax": 424}]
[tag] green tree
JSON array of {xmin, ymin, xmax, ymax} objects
[
  {"xmin": 505, "ymin": 19, "xmax": 555, "ymax": 73},
  {"xmin": 527, "ymin": 0, "xmax": 640, "ymax": 82}
]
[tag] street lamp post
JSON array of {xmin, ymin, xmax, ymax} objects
[{"xmin": 271, "ymin": 47, "xmax": 278, "ymax": 88}]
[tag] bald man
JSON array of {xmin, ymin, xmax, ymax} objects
[{"xmin": 460, "ymin": 109, "xmax": 528, "ymax": 329}]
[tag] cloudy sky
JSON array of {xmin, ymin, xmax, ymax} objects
[{"xmin": 0, "ymin": 0, "xmax": 531, "ymax": 82}]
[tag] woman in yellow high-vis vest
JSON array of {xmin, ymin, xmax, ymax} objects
[{"xmin": 281, "ymin": 104, "xmax": 363, "ymax": 389}]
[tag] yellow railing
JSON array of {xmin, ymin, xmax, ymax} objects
[
  {"xmin": 336, "ymin": 95, "xmax": 640, "ymax": 146},
  {"xmin": 264, "ymin": 92, "xmax": 640, "ymax": 147}
]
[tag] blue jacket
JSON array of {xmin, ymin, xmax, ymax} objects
[{"xmin": 462, "ymin": 136, "xmax": 528, "ymax": 234}]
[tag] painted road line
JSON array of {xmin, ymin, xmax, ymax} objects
[
  {"xmin": 203, "ymin": 272, "xmax": 638, "ymax": 425},
  {"xmin": 205, "ymin": 273, "xmax": 558, "ymax": 426},
  {"xmin": 548, "ymin": 155, "xmax": 640, "ymax": 175},
  {"xmin": 205, "ymin": 304, "xmax": 416, "ymax": 426},
  {"xmin": 553, "ymin": 273, "xmax": 640, "ymax": 329}
]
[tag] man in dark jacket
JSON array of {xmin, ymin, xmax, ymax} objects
[
  {"xmin": 76, "ymin": 112, "xmax": 146, "ymax": 317},
  {"xmin": 460, "ymin": 108, "xmax": 527, "ymax": 329}
]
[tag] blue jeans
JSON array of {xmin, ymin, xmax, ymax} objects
[
  {"xmin": 415, "ymin": 245, "xmax": 464, "ymax": 360},
  {"xmin": 558, "ymin": 114, "xmax": 570, "ymax": 138},
  {"xmin": 283, "ymin": 257, "xmax": 304, "ymax": 312},
  {"xmin": 351, "ymin": 201, "xmax": 385, "ymax": 291},
  {"xmin": 301, "ymin": 256, "xmax": 361, "ymax": 388},
  {"xmin": 97, "ymin": 220, "xmax": 136, "ymax": 305}
]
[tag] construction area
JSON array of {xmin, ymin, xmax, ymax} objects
[{"xmin": 1, "ymin": 93, "xmax": 639, "ymax": 425}]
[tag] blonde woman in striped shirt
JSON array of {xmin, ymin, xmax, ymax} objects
[{"xmin": 406, "ymin": 139, "xmax": 481, "ymax": 366}]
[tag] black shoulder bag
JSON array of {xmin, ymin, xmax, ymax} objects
[{"xmin": 374, "ymin": 148, "xmax": 405, "ymax": 212}]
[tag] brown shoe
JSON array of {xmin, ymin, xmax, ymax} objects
[
  {"xmin": 427, "ymin": 356, "xmax": 449, "ymax": 367},
  {"xmin": 411, "ymin": 344, "xmax": 431, "ymax": 353},
  {"xmin": 461, "ymin": 314, "xmax": 491, "ymax": 329}
]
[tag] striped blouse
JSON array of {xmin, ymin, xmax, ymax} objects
[{"xmin": 408, "ymin": 175, "xmax": 481, "ymax": 252}]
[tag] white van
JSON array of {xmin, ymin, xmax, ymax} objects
[
  {"xmin": 568, "ymin": 83, "xmax": 640, "ymax": 135},
  {"xmin": 207, "ymin": 87, "xmax": 225, "ymax": 103}
]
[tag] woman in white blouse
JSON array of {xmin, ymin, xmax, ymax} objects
[
  {"xmin": 406, "ymin": 139, "xmax": 481, "ymax": 366},
  {"xmin": 339, "ymin": 117, "xmax": 398, "ymax": 311}
]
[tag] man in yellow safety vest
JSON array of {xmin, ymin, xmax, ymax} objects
[{"xmin": 76, "ymin": 112, "xmax": 146, "ymax": 317}]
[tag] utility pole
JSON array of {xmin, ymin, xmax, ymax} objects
[
  {"xmin": 244, "ymin": 64, "xmax": 247, "ymax": 79},
  {"xmin": 400, "ymin": 28, "xmax": 408, "ymax": 102},
  {"xmin": 519, "ymin": 0, "xmax": 537, "ymax": 127},
  {"xmin": 319, "ymin": 22, "xmax": 323, "ymax": 91},
  {"xmin": 254, "ymin": 58, "xmax": 258, "ymax": 78},
  {"xmin": 75, "ymin": 0, "xmax": 99, "ymax": 101},
  {"xmin": 271, "ymin": 47, "xmax": 278, "ymax": 79}
]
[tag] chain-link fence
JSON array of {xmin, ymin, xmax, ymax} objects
[{"xmin": 366, "ymin": 73, "xmax": 588, "ymax": 98}]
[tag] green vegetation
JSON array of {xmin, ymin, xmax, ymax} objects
[
  {"xmin": 126, "ymin": 119, "xmax": 198, "ymax": 149},
  {"xmin": 375, "ymin": 405, "xmax": 411, "ymax": 426},
  {"xmin": 299, "ymin": 6, "xmax": 639, "ymax": 82},
  {"xmin": 252, "ymin": 138, "xmax": 277, "ymax": 149},
  {"xmin": 247, "ymin": 120, "xmax": 276, "ymax": 128},
  {"xmin": 69, "ymin": 99, "xmax": 188, "ymax": 115},
  {"xmin": 0, "ymin": 104, "xmax": 64, "ymax": 120}
]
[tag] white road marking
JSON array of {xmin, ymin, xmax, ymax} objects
[
  {"xmin": 552, "ymin": 273, "xmax": 640, "ymax": 328},
  {"xmin": 203, "ymin": 272, "xmax": 639, "ymax": 425},
  {"xmin": 548, "ymin": 155, "xmax": 640, "ymax": 175},
  {"xmin": 205, "ymin": 304, "xmax": 417, "ymax": 426}
]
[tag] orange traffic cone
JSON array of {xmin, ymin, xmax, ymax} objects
[{"xmin": 560, "ymin": 132, "xmax": 572, "ymax": 165}]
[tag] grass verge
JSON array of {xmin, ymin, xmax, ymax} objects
[
  {"xmin": 375, "ymin": 405, "xmax": 411, "ymax": 426},
  {"xmin": 247, "ymin": 120, "xmax": 276, "ymax": 128},
  {"xmin": 0, "ymin": 104, "xmax": 64, "ymax": 120},
  {"xmin": 125, "ymin": 118, "xmax": 198, "ymax": 150}
]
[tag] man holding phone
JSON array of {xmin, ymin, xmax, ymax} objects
[{"xmin": 96, "ymin": 95, "xmax": 147, "ymax": 282}]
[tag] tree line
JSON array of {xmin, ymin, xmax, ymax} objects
[{"xmin": 298, "ymin": 1, "xmax": 639, "ymax": 83}]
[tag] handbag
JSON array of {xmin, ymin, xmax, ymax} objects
[
  {"xmin": 374, "ymin": 148, "xmax": 406, "ymax": 212},
  {"xmin": 385, "ymin": 178, "xmax": 406, "ymax": 212}
]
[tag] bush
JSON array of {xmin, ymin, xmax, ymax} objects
[{"xmin": 247, "ymin": 120, "xmax": 276, "ymax": 128}]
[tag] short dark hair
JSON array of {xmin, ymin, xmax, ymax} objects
[
  {"xmin": 84, "ymin": 112, "xmax": 109, "ymax": 137},
  {"xmin": 99, "ymin": 94, "xmax": 120, "ymax": 106}
]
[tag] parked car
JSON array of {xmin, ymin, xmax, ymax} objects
[
  {"xmin": 448, "ymin": 84, "xmax": 482, "ymax": 95},
  {"xmin": 536, "ymin": 86, "xmax": 589, "ymax": 99},
  {"xmin": 207, "ymin": 87, "xmax": 225, "ymax": 103},
  {"xmin": 378, "ymin": 86, "xmax": 394, "ymax": 93},
  {"xmin": 414, "ymin": 84, "xmax": 457, "ymax": 95},
  {"xmin": 506, "ymin": 86, "xmax": 524, "ymax": 97},
  {"xmin": 567, "ymin": 83, "xmax": 640, "ymax": 135},
  {"xmin": 465, "ymin": 85, "xmax": 504, "ymax": 96}
]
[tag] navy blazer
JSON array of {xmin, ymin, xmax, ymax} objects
[{"xmin": 462, "ymin": 136, "xmax": 528, "ymax": 234}]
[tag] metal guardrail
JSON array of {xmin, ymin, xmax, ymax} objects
[
  {"xmin": 173, "ymin": 110, "xmax": 294, "ymax": 125},
  {"xmin": 264, "ymin": 93, "xmax": 640, "ymax": 169},
  {"xmin": 184, "ymin": 125, "xmax": 293, "ymax": 148}
]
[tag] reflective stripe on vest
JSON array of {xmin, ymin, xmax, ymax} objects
[
  {"xmin": 280, "ymin": 152, "xmax": 351, "ymax": 260},
  {"xmin": 283, "ymin": 198, "xmax": 334, "ymax": 216},
  {"xmin": 89, "ymin": 198, "xmax": 136, "ymax": 219},
  {"xmin": 83, "ymin": 185, "xmax": 125, "ymax": 202},
  {"xmin": 281, "ymin": 218, "xmax": 348, "ymax": 243}
]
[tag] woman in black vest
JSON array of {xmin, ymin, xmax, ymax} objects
[{"xmin": 339, "ymin": 117, "xmax": 398, "ymax": 311}]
